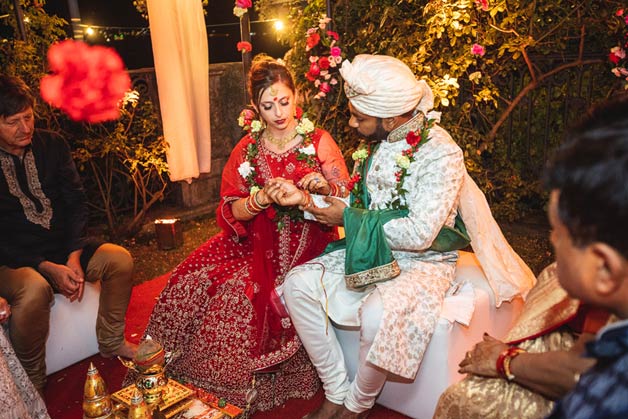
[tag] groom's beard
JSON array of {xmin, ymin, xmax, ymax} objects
[{"xmin": 363, "ymin": 118, "xmax": 389, "ymax": 143}]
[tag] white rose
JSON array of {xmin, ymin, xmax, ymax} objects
[
  {"xmin": 296, "ymin": 118, "xmax": 315, "ymax": 135},
  {"xmin": 299, "ymin": 144, "xmax": 316, "ymax": 156},
  {"xmin": 233, "ymin": 6, "xmax": 246, "ymax": 17},
  {"xmin": 395, "ymin": 154, "xmax": 411, "ymax": 169},
  {"xmin": 251, "ymin": 120, "xmax": 263, "ymax": 132},
  {"xmin": 238, "ymin": 161, "xmax": 253, "ymax": 179}
]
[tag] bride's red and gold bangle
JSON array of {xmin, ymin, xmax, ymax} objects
[
  {"xmin": 326, "ymin": 183, "xmax": 348, "ymax": 197},
  {"xmin": 244, "ymin": 190, "xmax": 270, "ymax": 215},
  {"xmin": 252, "ymin": 190, "xmax": 270, "ymax": 209},
  {"xmin": 301, "ymin": 190, "xmax": 313, "ymax": 208}
]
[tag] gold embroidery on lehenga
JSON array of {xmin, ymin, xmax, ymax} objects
[{"xmin": 0, "ymin": 150, "xmax": 53, "ymax": 229}]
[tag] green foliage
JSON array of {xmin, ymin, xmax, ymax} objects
[
  {"xmin": 72, "ymin": 95, "xmax": 169, "ymax": 238},
  {"xmin": 266, "ymin": 0, "xmax": 625, "ymax": 220},
  {"xmin": 2, "ymin": 1, "xmax": 168, "ymax": 238}
]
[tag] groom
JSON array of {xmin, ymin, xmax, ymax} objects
[{"xmin": 284, "ymin": 54, "xmax": 474, "ymax": 418}]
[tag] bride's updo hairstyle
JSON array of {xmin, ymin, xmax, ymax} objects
[{"xmin": 247, "ymin": 55, "xmax": 296, "ymax": 110}]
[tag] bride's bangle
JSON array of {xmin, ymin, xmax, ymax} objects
[
  {"xmin": 327, "ymin": 183, "xmax": 340, "ymax": 197},
  {"xmin": 253, "ymin": 190, "xmax": 270, "ymax": 209},
  {"xmin": 301, "ymin": 190, "xmax": 313, "ymax": 208}
]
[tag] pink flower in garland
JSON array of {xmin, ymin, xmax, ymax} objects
[
  {"xmin": 475, "ymin": 0, "xmax": 489, "ymax": 11},
  {"xmin": 237, "ymin": 41, "xmax": 252, "ymax": 53},
  {"xmin": 40, "ymin": 40, "xmax": 130, "ymax": 123},
  {"xmin": 471, "ymin": 43, "xmax": 486, "ymax": 56},
  {"xmin": 305, "ymin": 17, "xmax": 343, "ymax": 100},
  {"xmin": 233, "ymin": 0, "xmax": 252, "ymax": 17},
  {"xmin": 319, "ymin": 82, "xmax": 331, "ymax": 94}
]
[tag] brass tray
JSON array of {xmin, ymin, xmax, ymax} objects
[{"xmin": 112, "ymin": 379, "xmax": 194, "ymax": 417}]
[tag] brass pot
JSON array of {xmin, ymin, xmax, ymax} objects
[{"xmin": 135, "ymin": 365, "xmax": 168, "ymax": 406}]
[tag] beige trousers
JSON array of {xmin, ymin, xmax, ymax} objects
[{"xmin": 0, "ymin": 243, "xmax": 134, "ymax": 390}]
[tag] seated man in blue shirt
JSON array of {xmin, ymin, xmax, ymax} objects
[{"xmin": 545, "ymin": 94, "xmax": 628, "ymax": 419}]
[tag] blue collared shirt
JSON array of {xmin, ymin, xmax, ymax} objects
[{"xmin": 547, "ymin": 318, "xmax": 628, "ymax": 419}]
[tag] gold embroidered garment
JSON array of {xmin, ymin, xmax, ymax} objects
[{"xmin": 433, "ymin": 264, "xmax": 581, "ymax": 419}]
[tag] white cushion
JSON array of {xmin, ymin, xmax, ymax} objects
[
  {"xmin": 333, "ymin": 251, "xmax": 523, "ymax": 419},
  {"xmin": 45, "ymin": 281, "xmax": 100, "ymax": 375}
]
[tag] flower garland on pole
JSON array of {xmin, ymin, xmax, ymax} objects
[
  {"xmin": 305, "ymin": 17, "xmax": 344, "ymax": 100},
  {"xmin": 609, "ymin": 8, "xmax": 628, "ymax": 90},
  {"xmin": 234, "ymin": 0, "xmax": 253, "ymax": 102}
]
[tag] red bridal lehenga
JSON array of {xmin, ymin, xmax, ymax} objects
[{"xmin": 142, "ymin": 128, "xmax": 349, "ymax": 411}]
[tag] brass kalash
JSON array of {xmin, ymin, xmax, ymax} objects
[{"xmin": 112, "ymin": 337, "xmax": 194, "ymax": 418}]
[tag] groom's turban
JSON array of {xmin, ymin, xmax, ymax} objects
[{"xmin": 339, "ymin": 54, "xmax": 434, "ymax": 118}]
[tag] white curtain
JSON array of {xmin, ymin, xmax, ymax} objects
[{"xmin": 146, "ymin": 0, "xmax": 211, "ymax": 182}]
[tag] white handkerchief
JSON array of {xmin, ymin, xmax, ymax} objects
[
  {"xmin": 440, "ymin": 281, "xmax": 476, "ymax": 326},
  {"xmin": 303, "ymin": 194, "xmax": 350, "ymax": 221}
]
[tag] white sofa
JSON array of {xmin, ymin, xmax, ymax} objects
[
  {"xmin": 333, "ymin": 251, "xmax": 524, "ymax": 419},
  {"xmin": 45, "ymin": 281, "xmax": 101, "ymax": 375}
]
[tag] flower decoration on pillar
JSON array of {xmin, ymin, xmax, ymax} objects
[
  {"xmin": 40, "ymin": 40, "xmax": 131, "ymax": 123},
  {"xmin": 609, "ymin": 8, "xmax": 628, "ymax": 89},
  {"xmin": 233, "ymin": 0, "xmax": 252, "ymax": 18},
  {"xmin": 305, "ymin": 17, "xmax": 344, "ymax": 100},
  {"xmin": 237, "ymin": 41, "xmax": 253, "ymax": 54}
]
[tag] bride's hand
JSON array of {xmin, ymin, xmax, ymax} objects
[
  {"xmin": 265, "ymin": 178, "xmax": 306, "ymax": 207},
  {"xmin": 297, "ymin": 172, "xmax": 330, "ymax": 195}
]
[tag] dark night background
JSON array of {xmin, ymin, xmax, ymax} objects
[{"xmin": 43, "ymin": 0, "xmax": 290, "ymax": 69}]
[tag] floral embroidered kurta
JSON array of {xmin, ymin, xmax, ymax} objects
[
  {"xmin": 142, "ymin": 128, "xmax": 349, "ymax": 411},
  {"xmin": 292, "ymin": 118, "xmax": 465, "ymax": 379}
]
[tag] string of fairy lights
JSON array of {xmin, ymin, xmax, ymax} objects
[{"xmin": 79, "ymin": 19, "xmax": 284, "ymax": 43}]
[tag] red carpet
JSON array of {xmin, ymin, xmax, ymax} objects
[{"xmin": 44, "ymin": 274, "xmax": 409, "ymax": 419}]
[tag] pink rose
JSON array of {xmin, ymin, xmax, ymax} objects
[
  {"xmin": 235, "ymin": 0, "xmax": 252, "ymax": 8},
  {"xmin": 330, "ymin": 46, "xmax": 342, "ymax": 57},
  {"xmin": 471, "ymin": 43, "xmax": 486, "ymax": 56},
  {"xmin": 319, "ymin": 82, "xmax": 331, "ymax": 94}
]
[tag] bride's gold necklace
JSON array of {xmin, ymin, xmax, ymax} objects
[{"xmin": 263, "ymin": 128, "xmax": 299, "ymax": 150}]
